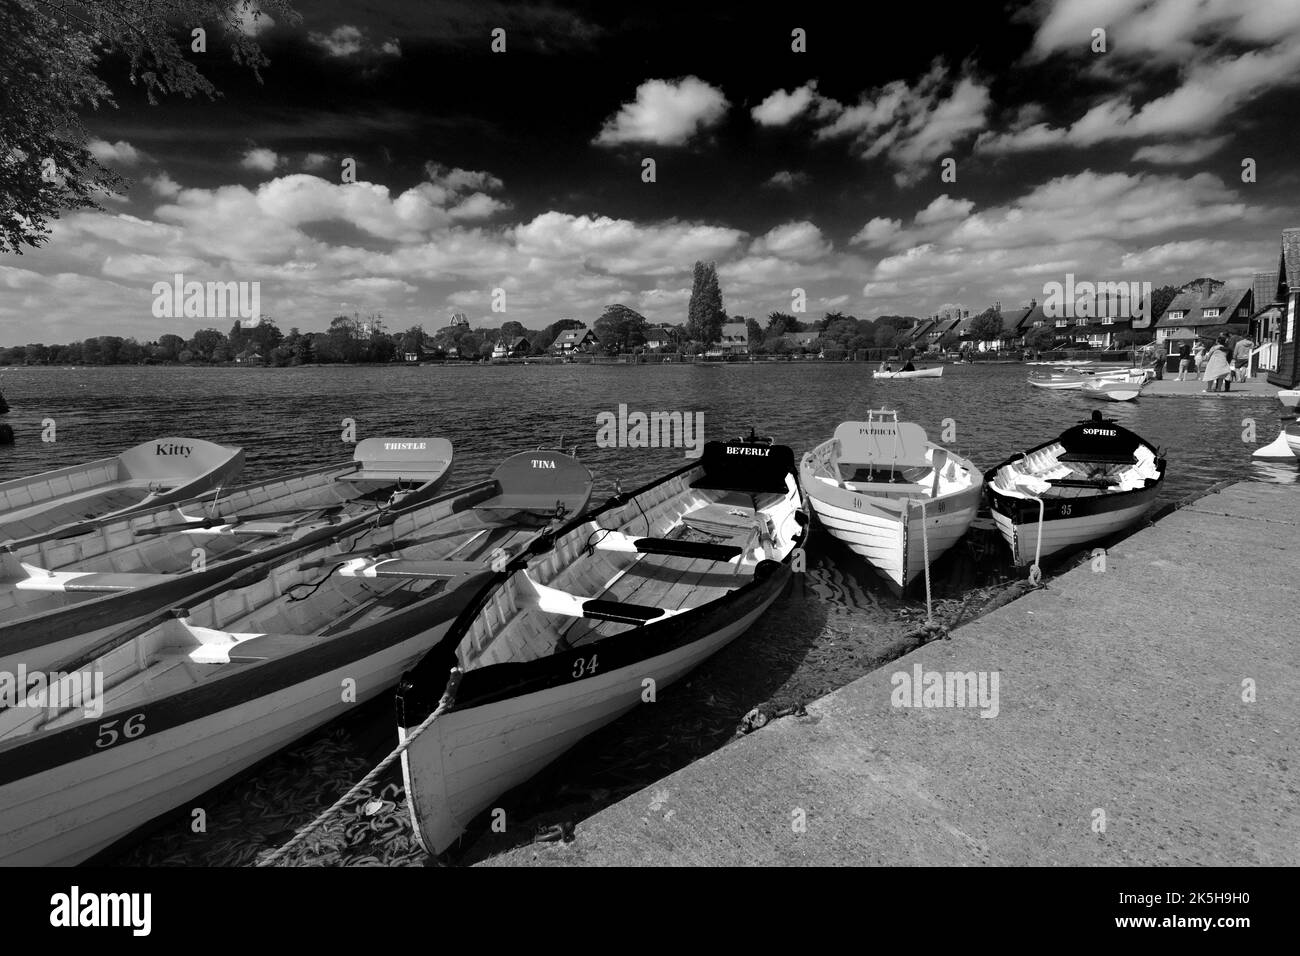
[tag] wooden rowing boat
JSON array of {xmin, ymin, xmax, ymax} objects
[
  {"xmin": 0, "ymin": 438, "xmax": 244, "ymax": 546},
  {"xmin": 0, "ymin": 447, "xmax": 593, "ymax": 866},
  {"xmin": 872, "ymin": 367, "xmax": 943, "ymax": 379},
  {"xmin": 800, "ymin": 412, "xmax": 982, "ymax": 591},
  {"xmin": 985, "ymin": 412, "xmax": 1166, "ymax": 567},
  {"xmin": 396, "ymin": 433, "xmax": 810, "ymax": 857},
  {"xmin": 1080, "ymin": 380, "xmax": 1143, "ymax": 402},
  {"xmin": 0, "ymin": 438, "xmax": 456, "ymax": 674}
]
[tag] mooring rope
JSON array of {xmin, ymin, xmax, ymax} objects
[
  {"xmin": 256, "ymin": 667, "xmax": 463, "ymax": 867},
  {"xmin": 918, "ymin": 500, "xmax": 933, "ymax": 624},
  {"xmin": 1028, "ymin": 495, "xmax": 1045, "ymax": 586}
]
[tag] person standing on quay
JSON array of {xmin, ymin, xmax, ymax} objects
[
  {"xmin": 1151, "ymin": 342, "xmax": 1166, "ymax": 380},
  {"xmin": 1202, "ymin": 336, "xmax": 1232, "ymax": 393},
  {"xmin": 1177, "ymin": 340, "xmax": 1192, "ymax": 381},
  {"xmin": 1232, "ymin": 335, "xmax": 1254, "ymax": 383}
]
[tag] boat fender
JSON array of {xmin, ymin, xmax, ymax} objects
[{"xmin": 0, "ymin": 423, "xmax": 13, "ymax": 445}]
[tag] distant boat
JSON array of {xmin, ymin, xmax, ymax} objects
[
  {"xmin": 801, "ymin": 413, "xmax": 981, "ymax": 591},
  {"xmin": 0, "ymin": 438, "xmax": 244, "ymax": 546},
  {"xmin": 0, "ymin": 447, "xmax": 594, "ymax": 867},
  {"xmin": 0, "ymin": 437, "xmax": 455, "ymax": 674},
  {"xmin": 1277, "ymin": 389, "xmax": 1300, "ymax": 409},
  {"xmin": 1081, "ymin": 380, "xmax": 1142, "ymax": 402},
  {"xmin": 985, "ymin": 411, "xmax": 1166, "ymax": 567},
  {"xmin": 1028, "ymin": 376, "xmax": 1086, "ymax": 390},
  {"xmin": 872, "ymin": 367, "xmax": 943, "ymax": 379},
  {"xmin": 396, "ymin": 434, "xmax": 809, "ymax": 857}
]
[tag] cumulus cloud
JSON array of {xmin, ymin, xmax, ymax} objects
[
  {"xmin": 850, "ymin": 217, "xmax": 903, "ymax": 247},
  {"xmin": 88, "ymin": 139, "xmax": 146, "ymax": 165},
  {"xmin": 756, "ymin": 61, "xmax": 991, "ymax": 185},
  {"xmin": 748, "ymin": 222, "xmax": 831, "ymax": 260},
  {"xmin": 751, "ymin": 82, "xmax": 818, "ymax": 126},
  {"xmin": 309, "ymin": 25, "xmax": 402, "ymax": 59},
  {"xmin": 240, "ymin": 147, "xmax": 283, "ymax": 173},
  {"xmin": 981, "ymin": 0, "xmax": 1300, "ymax": 153},
  {"xmin": 763, "ymin": 170, "xmax": 809, "ymax": 190},
  {"xmin": 302, "ymin": 152, "xmax": 331, "ymax": 171},
  {"xmin": 594, "ymin": 77, "xmax": 729, "ymax": 146}
]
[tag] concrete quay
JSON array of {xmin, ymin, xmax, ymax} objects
[{"xmin": 484, "ymin": 481, "xmax": 1299, "ymax": 866}]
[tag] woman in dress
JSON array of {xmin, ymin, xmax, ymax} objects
[{"xmin": 1201, "ymin": 336, "xmax": 1233, "ymax": 393}]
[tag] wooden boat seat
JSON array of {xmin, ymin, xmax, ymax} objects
[
  {"xmin": 682, "ymin": 503, "xmax": 762, "ymax": 538},
  {"xmin": 1058, "ymin": 451, "xmax": 1135, "ymax": 465},
  {"xmin": 594, "ymin": 533, "xmax": 743, "ymax": 562},
  {"xmin": 581, "ymin": 599, "xmax": 666, "ymax": 625},
  {"xmin": 843, "ymin": 480, "xmax": 928, "ymax": 496},
  {"xmin": 473, "ymin": 493, "xmax": 573, "ymax": 514}
]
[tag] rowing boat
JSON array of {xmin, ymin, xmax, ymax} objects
[
  {"xmin": 0, "ymin": 447, "xmax": 593, "ymax": 866},
  {"xmin": 985, "ymin": 411, "xmax": 1166, "ymax": 568},
  {"xmin": 0, "ymin": 438, "xmax": 455, "ymax": 674},
  {"xmin": 1080, "ymin": 380, "xmax": 1143, "ymax": 402},
  {"xmin": 872, "ymin": 367, "xmax": 943, "ymax": 379},
  {"xmin": 800, "ymin": 412, "xmax": 981, "ymax": 591},
  {"xmin": 0, "ymin": 437, "xmax": 244, "ymax": 545},
  {"xmin": 396, "ymin": 433, "xmax": 810, "ymax": 857}
]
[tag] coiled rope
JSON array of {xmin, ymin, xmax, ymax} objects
[{"xmin": 256, "ymin": 667, "xmax": 463, "ymax": 867}]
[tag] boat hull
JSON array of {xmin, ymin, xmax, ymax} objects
[
  {"xmin": 399, "ymin": 588, "xmax": 780, "ymax": 856},
  {"xmin": 802, "ymin": 464, "xmax": 980, "ymax": 589},
  {"xmin": 0, "ymin": 612, "xmax": 469, "ymax": 866},
  {"xmin": 987, "ymin": 484, "xmax": 1160, "ymax": 565},
  {"xmin": 872, "ymin": 367, "xmax": 942, "ymax": 379}
]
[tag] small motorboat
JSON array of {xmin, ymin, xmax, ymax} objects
[
  {"xmin": 872, "ymin": 366, "xmax": 943, "ymax": 379},
  {"xmin": 985, "ymin": 411, "xmax": 1166, "ymax": 568},
  {"xmin": 0, "ymin": 437, "xmax": 244, "ymax": 546},
  {"xmin": 1028, "ymin": 376, "xmax": 1086, "ymax": 390},
  {"xmin": 0, "ymin": 447, "xmax": 593, "ymax": 866},
  {"xmin": 0, "ymin": 438, "xmax": 455, "ymax": 674},
  {"xmin": 395, "ymin": 432, "xmax": 810, "ymax": 857},
  {"xmin": 800, "ymin": 412, "xmax": 981, "ymax": 591},
  {"xmin": 1277, "ymin": 389, "xmax": 1300, "ymax": 409},
  {"xmin": 1081, "ymin": 379, "xmax": 1142, "ymax": 402}
]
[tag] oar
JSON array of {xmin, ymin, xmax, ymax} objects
[
  {"xmin": 133, "ymin": 504, "xmax": 350, "ymax": 536},
  {"xmin": 930, "ymin": 447, "xmax": 948, "ymax": 499}
]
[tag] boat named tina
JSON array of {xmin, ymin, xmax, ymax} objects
[
  {"xmin": 800, "ymin": 413, "xmax": 981, "ymax": 591},
  {"xmin": 396, "ymin": 434, "xmax": 810, "ymax": 857},
  {"xmin": 985, "ymin": 411, "xmax": 1166, "ymax": 568}
]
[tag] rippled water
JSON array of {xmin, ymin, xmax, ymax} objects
[{"xmin": 1, "ymin": 363, "xmax": 1293, "ymax": 865}]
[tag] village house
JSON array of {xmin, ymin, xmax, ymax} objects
[
  {"xmin": 490, "ymin": 336, "xmax": 530, "ymax": 359},
  {"xmin": 926, "ymin": 315, "xmax": 962, "ymax": 346},
  {"xmin": 781, "ymin": 330, "xmax": 821, "ymax": 352},
  {"xmin": 550, "ymin": 326, "xmax": 597, "ymax": 355},
  {"xmin": 1154, "ymin": 279, "xmax": 1253, "ymax": 355},
  {"xmin": 643, "ymin": 324, "xmax": 679, "ymax": 350},
  {"xmin": 904, "ymin": 318, "xmax": 936, "ymax": 345},
  {"xmin": 1251, "ymin": 269, "xmax": 1282, "ymax": 376},
  {"xmin": 1264, "ymin": 228, "xmax": 1300, "ymax": 389},
  {"xmin": 712, "ymin": 321, "xmax": 749, "ymax": 356},
  {"xmin": 995, "ymin": 301, "xmax": 1041, "ymax": 350}
]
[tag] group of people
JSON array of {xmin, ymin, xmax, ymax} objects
[{"xmin": 1155, "ymin": 335, "xmax": 1254, "ymax": 392}]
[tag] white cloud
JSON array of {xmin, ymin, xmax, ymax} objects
[
  {"xmin": 1132, "ymin": 137, "xmax": 1230, "ymax": 165},
  {"xmin": 786, "ymin": 61, "xmax": 991, "ymax": 185},
  {"xmin": 751, "ymin": 82, "xmax": 818, "ymax": 126},
  {"xmin": 748, "ymin": 221, "xmax": 831, "ymax": 260},
  {"xmin": 308, "ymin": 25, "xmax": 401, "ymax": 59},
  {"xmin": 88, "ymin": 139, "xmax": 145, "ymax": 166},
  {"xmin": 143, "ymin": 172, "xmax": 181, "ymax": 198},
  {"xmin": 240, "ymin": 147, "xmax": 283, "ymax": 173},
  {"xmin": 233, "ymin": 2, "xmax": 275, "ymax": 37},
  {"xmin": 763, "ymin": 170, "xmax": 809, "ymax": 190},
  {"xmin": 850, "ymin": 217, "xmax": 902, "ymax": 247},
  {"xmin": 302, "ymin": 152, "xmax": 330, "ymax": 171},
  {"xmin": 593, "ymin": 77, "xmax": 729, "ymax": 146}
]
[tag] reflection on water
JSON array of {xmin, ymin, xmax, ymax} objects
[{"xmin": 1, "ymin": 363, "xmax": 1287, "ymax": 865}]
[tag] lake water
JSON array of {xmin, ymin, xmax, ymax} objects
[{"xmin": 1, "ymin": 363, "xmax": 1295, "ymax": 865}]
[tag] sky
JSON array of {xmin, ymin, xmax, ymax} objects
[{"xmin": 3, "ymin": 0, "xmax": 1300, "ymax": 344}]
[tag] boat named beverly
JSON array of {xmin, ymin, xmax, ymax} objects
[
  {"xmin": 800, "ymin": 413, "xmax": 981, "ymax": 591},
  {"xmin": 396, "ymin": 433, "xmax": 809, "ymax": 857},
  {"xmin": 985, "ymin": 411, "xmax": 1166, "ymax": 567}
]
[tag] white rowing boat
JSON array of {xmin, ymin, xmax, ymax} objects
[
  {"xmin": 0, "ymin": 437, "xmax": 244, "ymax": 545},
  {"xmin": 872, "ymin": 366, "xmax": 943, "ymax": 379},
  {"xmin": 1081, "ymin": 380, "xmax": 1143, "ymax": 402},
  {"xmin": 0, "ymin": 438, "xmax": 455, "ymax": 674},
  {"xmin": 396, "ymin": 434, "xmax": 809, "ymax": 857},
  {"xmin": 985, "ymin": 412, "xmax": 1165, "ymax": 567},
  {"xmin": 800, "ymin": 412, "xmax": 981, "ymax": 591},
  {"xmin": 0, "ymin": 448, "xmax": 593, "ymax": 867}
]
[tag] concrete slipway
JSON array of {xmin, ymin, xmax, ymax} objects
[{"xmin": 484, "ymin": 481, "xmax": 1299, "ymax": 866}]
